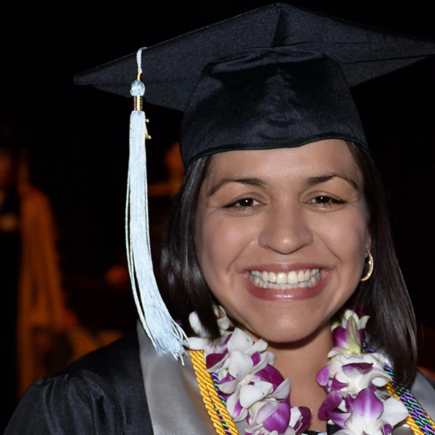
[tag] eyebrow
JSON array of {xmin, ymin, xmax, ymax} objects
[
  {"xmin": 305, "ymin": 172, "xmax": 360, "ymax": 191},
  {"xmin": 207, "ymin": 172, "xmax": 360, "ymax": 197},
  {"xmin": 207, "ymin": 177, "xmax": 267, "ymax": 197}
]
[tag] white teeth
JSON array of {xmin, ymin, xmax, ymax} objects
[
  {"xmin": 249, "ymin": 268, "xmax": 321, "ymax": 290},
  {"xmin": 276, "ymin": 272, "xmax": 287, "ymax": 284},
  {"xmin": 288, "ymin": 271, "xmax": 298, "ymax": 284},
  {"xmin": 304, "ymin": 270, "xmax": 310, "ymax": 281}
]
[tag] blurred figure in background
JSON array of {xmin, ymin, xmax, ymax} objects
[
  {"xmin": 0, "ymin": 126, "xmax": 21, "ymax": 430},
  {"xmin": 0, "ymin": 125, "xmax": 67, "ymax": 431}
]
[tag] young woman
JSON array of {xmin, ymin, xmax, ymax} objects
[{"xmin": 6, "ymin": 3, "xmax": 435, "ymax": 434}]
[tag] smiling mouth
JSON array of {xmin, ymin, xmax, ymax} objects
[{"xmin": 249, "ymin": 269, "xmax": 321, "ymax": 290}]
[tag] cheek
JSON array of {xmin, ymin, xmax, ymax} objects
[
  {"xmin": 316, "ymin": 208, "xmax": 368, "ymax": 285},
  {"xmin": 197, "ymin": 213, "xmax": 258, "ymax": 280},
  {"xmin": 318, "ymin": 204, "xmax": 366, "ymax": 243}
]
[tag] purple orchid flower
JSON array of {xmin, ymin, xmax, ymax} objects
[
  {"xmin": 292, "ymin": 406, "xmax": 312, "ymax": 434},
  {"xmin": 256, "ymin": 364, "xmax": 285, "ymax": 390},
  {"xmin": 318, "ymin": 392, "xmax": 349, "ymax": 429},
  {"xmin": 331, "ymin": 318, "xmax": 362, "ymax": 356},
  {"xmin": 319, "ymin": 392, "xmax": 342, "ymax": 421},
  {"xmin": 317, "ymin": 365, "xmax": 330, "ymax": 387},
  {"xmin": 342, "ymin": 363, "xmax": 373, "ymax": 375},
  {"xmin": 331, "ymin": 376, "xmax": 349, "ymax": 392},
  {"xmin": 206, "ymin": 348, "xmax": 228, "ymax": 370},
  {"xmin": 247, "ymin": 397, "xmax": 311, "ymax": 435},
  {"xmin": 333, "ymin": 385, "xmax": 408, "ymax": 435},
  {"xmin": 261, "ymin": 397, "xmax": 291, "ymax": 434}
]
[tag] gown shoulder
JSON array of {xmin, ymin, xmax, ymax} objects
[{"xmin": 5, "ymin": 333, "xmax": 153, "ymax": 435}]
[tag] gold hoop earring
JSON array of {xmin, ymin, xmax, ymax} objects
[{"xmin": 360, "ymin": 250, "xmax": 374, "ymax": 282}]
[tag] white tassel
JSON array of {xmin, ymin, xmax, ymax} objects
[{"xmin": 126, "ymin": 48, "xmax": 188, "ymax": 359}]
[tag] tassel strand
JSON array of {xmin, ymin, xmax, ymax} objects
[{"xmin": 125, "ymin": 48, "xmax": 188, "ymax": 359}]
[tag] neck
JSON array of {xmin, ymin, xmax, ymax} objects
[
  {"xmin": 268, "ymin": 322, "xmax": 332, "ymax": 382},
  {"xmin": 254, "ymin": 322, "xmax": 332, "ymax": 431}
]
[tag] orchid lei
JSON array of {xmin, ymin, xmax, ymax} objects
[{"xmin": 189, "ymin": 308, "xmax": 409, "ymax": 435}]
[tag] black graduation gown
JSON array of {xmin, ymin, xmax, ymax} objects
[{"xmin": 4, "ymin": 334, "xmax": 154, "ymax": 435}]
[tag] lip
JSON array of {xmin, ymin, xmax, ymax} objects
[
  {"xmin": 243, "ymin": 263, "xmax": 331, "ymax": 274},
  {"xmin": 243, "ymin": 268, "xmax": 331, "ymax": 301}
]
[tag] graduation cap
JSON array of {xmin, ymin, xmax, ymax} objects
[{"xmin": 75, "ymin": 3, "xmax": 435, "ymax": 358}]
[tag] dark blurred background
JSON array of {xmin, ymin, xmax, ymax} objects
[{"xmin": 1, "ymin": 0, "xmax": 435, "ymax": 430}]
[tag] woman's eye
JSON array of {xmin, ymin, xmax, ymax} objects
[
  {"xmin": 225, "ymin": 198, "xmax": 259, "ymax": 208},
  {"xmin": 309, "ymin": 195, "xmax": 345, "ymax": 206}
]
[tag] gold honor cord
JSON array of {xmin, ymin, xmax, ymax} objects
[
  {"xmin": 385, "ymin": 382, "xmax": 435, "ymax": 435},
  {"xmin": 190, "ymin": 350, "xmax": 240, "ymax": 435}
]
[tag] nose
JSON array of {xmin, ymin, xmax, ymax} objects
[{"xmin": 258, "ymin": 204, "xmax": 314, "ymax": 255}]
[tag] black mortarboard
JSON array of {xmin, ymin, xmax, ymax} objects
[
  {"xmin": 74, "ymin": 3, "xmax": 435, "ymax": 359},
  {"xmin": 75, "ymin": 3, "xmax": 435, "ymax": 167}
]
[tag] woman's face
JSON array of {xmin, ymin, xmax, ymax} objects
[{"xmin": 195, "ymin": 139, "xmax": 370, "ymax": 344}]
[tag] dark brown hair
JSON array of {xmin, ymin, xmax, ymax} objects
[{"xmin": 160, "ymin": 142, "xmax": 417, "ymax": 385}]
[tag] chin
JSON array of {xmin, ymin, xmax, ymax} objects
[{"xmin": 235, "ymin": 311, "xmax": 331, "ymax": 346}]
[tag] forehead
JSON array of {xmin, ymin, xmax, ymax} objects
[{"xmin": 205, "ymin": 139, "xmax": 362, "ymax": 185}]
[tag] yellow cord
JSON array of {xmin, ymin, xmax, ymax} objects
[
  {"xmin": 385, "ymin": 382, "xmax": 435, "ymax": 435},
  {"xmin": 190, "ymin": 350, "xmax": 239, "ymax": 435}
]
